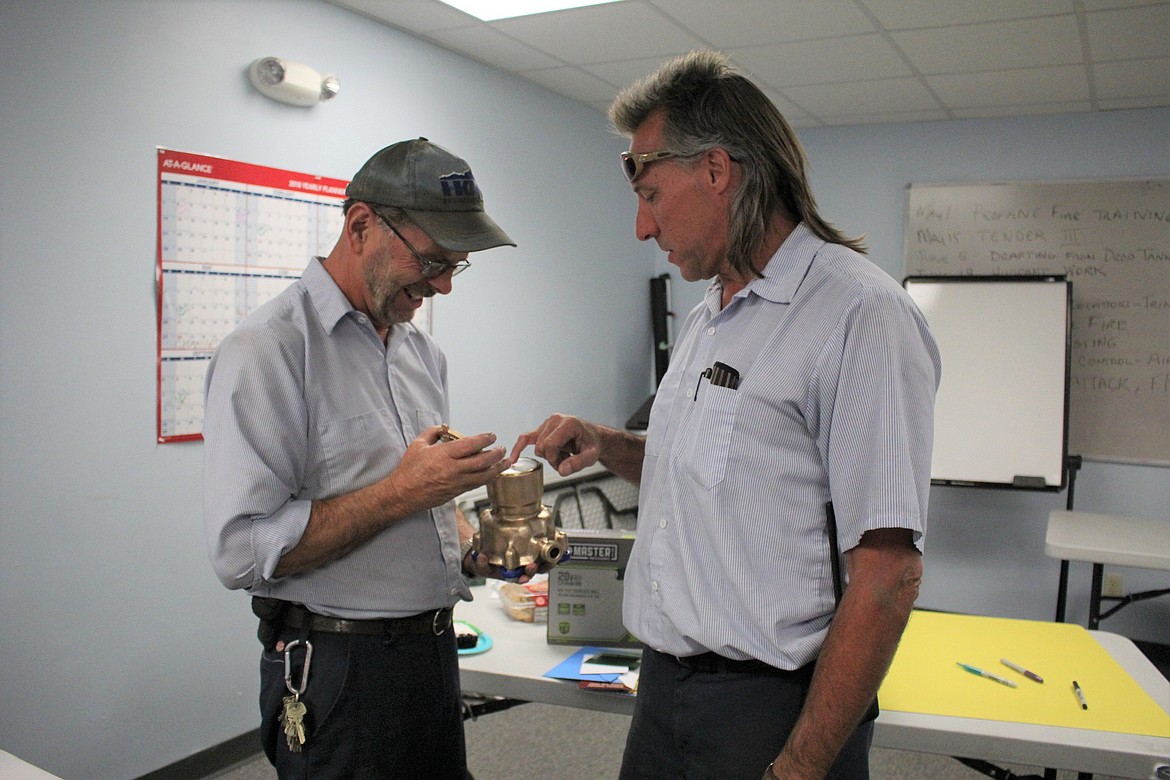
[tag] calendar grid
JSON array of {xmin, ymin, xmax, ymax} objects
[{"xmin": 156, "ymin": 148, "xmax": 347, "ymax": 442}]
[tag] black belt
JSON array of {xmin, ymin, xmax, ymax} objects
[
  {"xmin": 663, "ymin": 649, "xmax": 879, "ymax": 723},
  {"xmin": 281, "ymin": 603, "xmax": 453, "ymax": 636},
  {"xmin": 666, "ymin": 649, "xmax": 814, "ymax": 679}
]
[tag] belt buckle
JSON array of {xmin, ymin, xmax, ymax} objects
[{"xmin": 432, "ymin": 608, "xmax": 451, "ymax": 635}]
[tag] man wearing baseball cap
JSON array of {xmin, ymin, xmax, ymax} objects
[{"xmin": 203, "ymin": 139, "xmax": 533, "ymax": 779}]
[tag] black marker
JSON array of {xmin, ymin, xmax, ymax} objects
[{"xmin": 1072, "ymin": 680, "xmax": 1088, "ymax": 710}]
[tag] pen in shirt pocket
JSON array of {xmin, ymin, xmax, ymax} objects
[
  {"xmin": 694, "ymin": 361, "xmax": 741, "ymax": 400},
  {"xmin": 710, "ymin": 361, "xmax": 740, "ymax": 389}
]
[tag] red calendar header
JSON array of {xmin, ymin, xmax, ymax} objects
[{"xmin": 157, "ymin": 148, "xmax": 349, "ymax": 199}]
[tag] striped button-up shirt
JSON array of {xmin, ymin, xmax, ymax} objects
[
  {"xmin": 202, "ymin": 258, "xmax": 470, "ymax": 618},
  {"xmin": 624, "ymin": 223, "xmax": 941, "ymax": 669}
]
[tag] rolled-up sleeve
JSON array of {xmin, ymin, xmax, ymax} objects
[{"xmin": 203, "ymin": 320, "xmax": 312, "ymax": 591}]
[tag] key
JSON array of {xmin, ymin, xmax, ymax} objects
[
  {"xmin": 283, "ymin": 695, "xmax": 306, "ymax": 751},
  {"xmin": 282, "ymin": 694, "xmax": 307, "ymax": 751},
  {"xmin": 281, "ymin": 695, "xmax": 296, "ymax": 749},
  {"xmin": 281, "ymin": 639, "xmax": 312, "ymax": 751}
]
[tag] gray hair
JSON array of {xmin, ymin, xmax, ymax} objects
[{"xmin": 609, "ymin": 50, "xmax": 866, "ymax": 277}]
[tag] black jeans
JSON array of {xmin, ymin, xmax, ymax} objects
[
  {"xmin": 618, "ymin": 648, "xmax": 874, "ymax": 780},
  {"xmin": 260, "ymin": 623, "xmax": 466, "ymax": 779}
]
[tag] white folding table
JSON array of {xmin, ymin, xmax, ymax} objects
[{"xmin": 457, "ymin": 587, "xmax": 1170, "ymax": 779}]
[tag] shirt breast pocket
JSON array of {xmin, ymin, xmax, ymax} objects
[
  {"xmin": 675, "ymin": 385, "xmax": 739, "ymax": 490},
  {"xmin": 319, "ymin": 408, "xmax": 399, "ymax": 491},
  {"xmin": 416, "ymin": 409, "xmax": 442, "ymax": 435}
]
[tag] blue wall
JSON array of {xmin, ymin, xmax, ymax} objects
[{"xmin": 1, "ymin": 1, "xmax": 1167, "ymax": 776}]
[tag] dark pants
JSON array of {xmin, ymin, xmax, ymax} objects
[
  {"xmin": 618, "ymin": 648, "xmax": 874, "ymax": 780},
  {"xmin": 260, "ymin": 623, "xmax": 466, "ymax": 779}
]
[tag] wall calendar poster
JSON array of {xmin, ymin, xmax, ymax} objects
[{"xmin": 156, "ymin": 148, "xmax": 347, "ymax": 443}]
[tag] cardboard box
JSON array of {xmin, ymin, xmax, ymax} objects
[{"xmin": 547, "ymin": 529, "xmax": 641, "ymax": 648}]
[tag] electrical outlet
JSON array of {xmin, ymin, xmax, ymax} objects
[{"xmin": 1102, "ymin": 572, "xmax": 1124, "ymax": 598}]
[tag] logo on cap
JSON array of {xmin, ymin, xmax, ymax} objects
[{"xmin": 439, "ymin": 170, "xmax": 479, "ymax": 200}]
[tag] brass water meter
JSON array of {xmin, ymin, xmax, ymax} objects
[{"xmin": 473, "ymin": 457, "xmax": 569, "ymax": 577}]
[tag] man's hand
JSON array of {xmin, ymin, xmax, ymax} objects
[
  {"xmin": 274, "ymin": 426, "xmax": 508, "ymax": 578},
  {"xmin": 768, "ymin": 528, "xmax": 922, "ymax": 778},
  {"xmin": 389, "ymin": 425, "xmax": 511, "ymax": 516},
  {"xmin": 462, "ymin": 549, "xmax": 551, "ymax": 584},
  {"xmin": 510, "ymin": 414, "xmax": 601, "ymax": 476}
]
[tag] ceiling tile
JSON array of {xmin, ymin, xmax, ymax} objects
[
  {"xmin": 327, "ymin": 0, "xmax": 478, "ymax": 32},
  {"xmin": 426, "ymin": 25, "xmax": 563, "ymax": 71},
  {"xmin": 647, "ymin": 0, "xmax": 874, "ymax": 47},
  {"xmin": 733, "ymin": 34, "xmax": 912, "ymax": 87},
  {"xmin": 813, "ymin": 108, "xmax": 951, "ymax": 126},
  {"xmin": 1086, "ymin": 5, "xmax": 1170, "ymax": 61},
  {"xmin": 1081, "ymin": 0, "xmax": 1166, "ymax": 10},
  {"xmin": 1093, "ymin": 57, "xmax": 1170, "ymax": 100},
  {"xmin": 582, "ymin": 55, "xmax": 689, "ymax": 90},
  {"xmin": 323, "ymin": 0, "xmax": 1170, "ymax": 127},
  {"xmin": 891, "ymin": 15, "xmax": 1084, "ymax": 73},
  {"xmin": 781, "ymin": 76, "xmax": 940, "ymax": 116},
  {"xmin": 927, "ymin": 64, "xmax": 1090, "ymax": 108},
  {"xmin": 952, "ymin": 101, "xmax": 1092, "ymax": 119},
  {"xmin": 489, "ymin": 2, "xmax": 707, "ymax": 65},
  {"xmin": 859, "ymin": 0, "xmax": 1075, "ymax": 30},
  {"xmin": 520, "ymin": 66, "xmax": 621, "ymax": 102},
  {"xmin": 586, "ymin": 99, "xmax": 614, "ymax": 115},
  {"xmin": 1097, "ymin": 95, "xmax": 1170, "ymax": 110},
  {"xmin": 759, "ymin": 87, "xmax": 813, "ymax": 122}
]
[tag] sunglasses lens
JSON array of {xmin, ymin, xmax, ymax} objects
[{"xmin": 621, "ymin": 155, "xmax": 637, "ymax": 181}]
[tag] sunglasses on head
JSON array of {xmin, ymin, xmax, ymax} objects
[{"xmin": 620, "ymin": 150, "xmax": 678, "ymax": 182}]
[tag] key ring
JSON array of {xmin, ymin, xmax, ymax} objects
[{"xmin": 283, "ymin": 639, "xmax": 313, "ymax": 696}]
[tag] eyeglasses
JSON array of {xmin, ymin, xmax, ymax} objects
[
  {"xmin": 373, "ymin": 210, "xmax": 470, "ymax": 278},
  {"xmin": 620, "ymin": 150, "xmax": 679, "ymax": 182}
]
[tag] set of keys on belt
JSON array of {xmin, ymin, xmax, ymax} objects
[{"xmin": 694, "ymin": 360, "xmax": 741, "ymax": 399}]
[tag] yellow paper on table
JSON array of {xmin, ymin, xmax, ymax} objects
[{"xmin": 879, "ymin": 610, "xmax": 1170, "ymax": 737}]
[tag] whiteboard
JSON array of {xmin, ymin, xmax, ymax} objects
[
  {"xmin": 904, "ymin": 179, "xmax": 1170, "ymax": 466},
  {"xmin": 905, "ymin": 277, "xmax": 1070, "ymax": 490}
]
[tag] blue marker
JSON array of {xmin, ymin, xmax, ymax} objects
[{"xmin": 957, "ymin": 662, "xmax": 1018, "ymax": 688}]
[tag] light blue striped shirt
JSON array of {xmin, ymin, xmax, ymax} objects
[
  {"xmin": 625, "ymin": 223, "xmax": 941, "ymax": 668},
  {"xmin": 202, "ymin": 258, "xmax": 470, "ymax": 618}
]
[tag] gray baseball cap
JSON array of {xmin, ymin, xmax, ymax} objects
[{"xmin": 346, "ymin": 138, "xmax": 516, "ymax": 252}]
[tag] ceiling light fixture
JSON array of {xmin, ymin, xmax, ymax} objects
[{"xmin": 437, "ymin": 0, "xmax": 622, "ymax": 22}]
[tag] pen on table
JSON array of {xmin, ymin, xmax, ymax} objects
[
  {"xmin": 956, "ymin": 662, "xmax": 1018, "ymax": 688},
  {"xmin": 1072, "ymin": 680, "xmax": 1088, "ymax": 710},
  {"xmin": 1000, "ymin": 658, "xmax": 1044, "ymax": 683}
]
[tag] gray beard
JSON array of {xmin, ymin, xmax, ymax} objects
[{"xmin": 364, "ymin": 264, "xmax": 433, "ymax": 327}]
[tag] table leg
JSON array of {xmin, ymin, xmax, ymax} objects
[
  {"xmin": 1055, "ymin": 560, "xmax": 1070, "ymax": 622},
  {"xmin": 1089, "ymin": 563, "xmax": 1104, "ymax": 630}
]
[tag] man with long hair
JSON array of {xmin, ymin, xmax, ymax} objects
[{"xmin": 513, "ymin": 51, "xmax": 940, "ymax": 779}]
